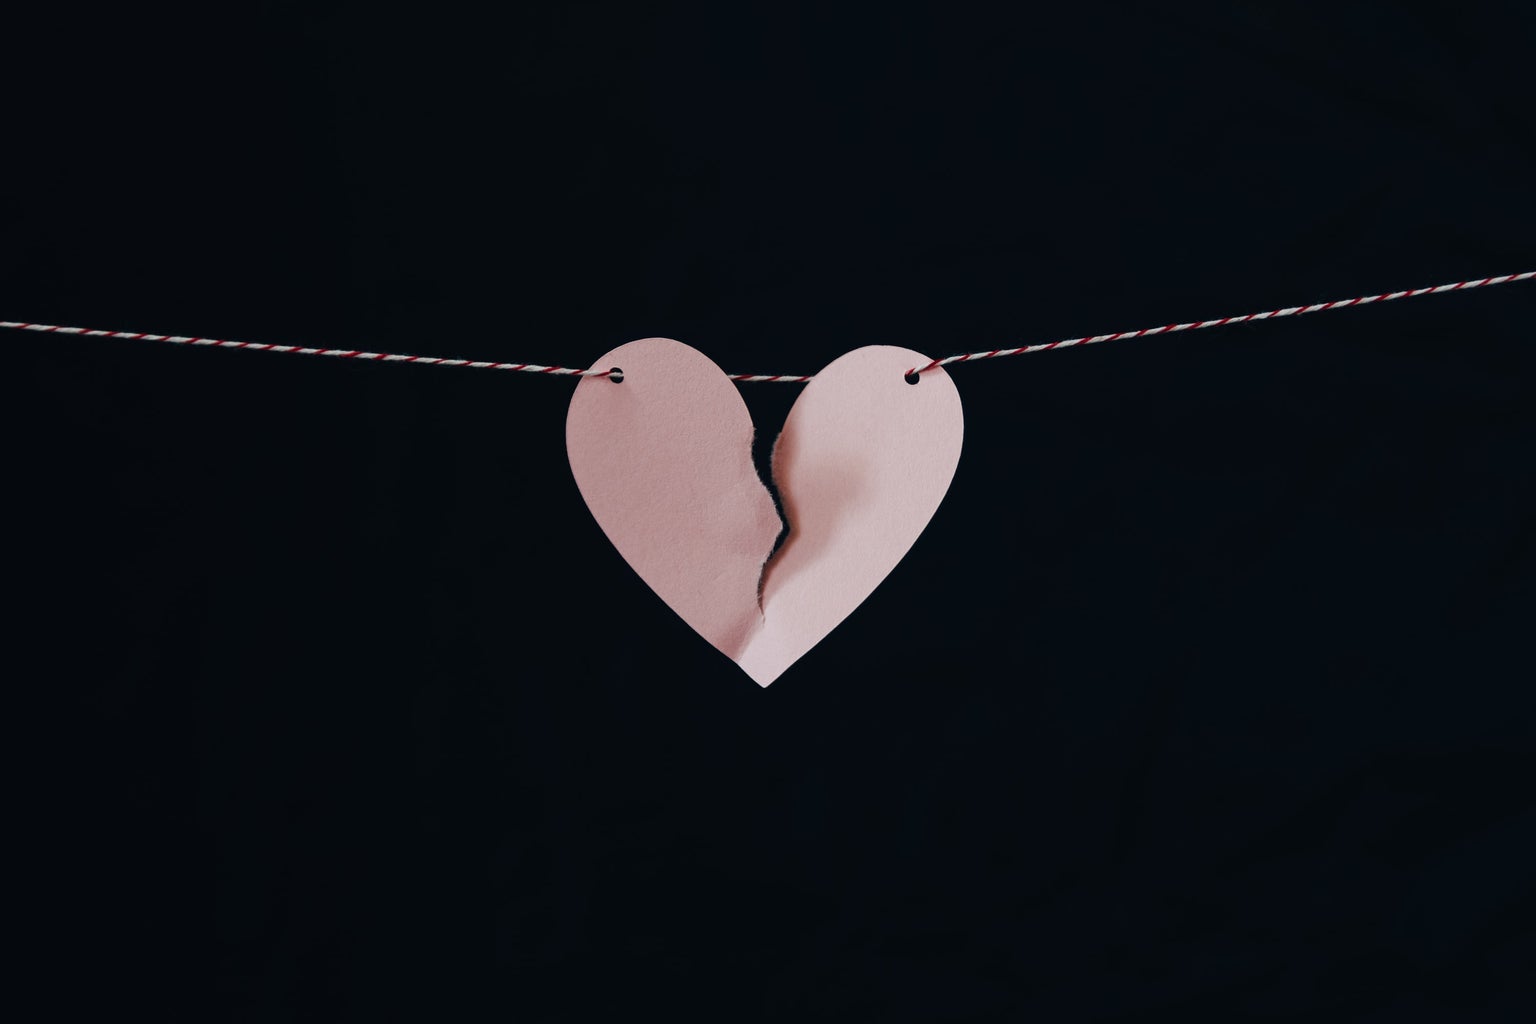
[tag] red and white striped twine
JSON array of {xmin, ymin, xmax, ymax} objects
[
  {"xmin": 5, "ymin": 271, "xmax": 1531, "ymax": 383},
  {"xmin": 0, "ymin": 322, "xmax": 609, "ymax": 377},
  {"xmin": 906, "ymin": 271, "xmax": 1536, "ymax": 376}
]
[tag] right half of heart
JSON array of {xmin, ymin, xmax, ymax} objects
[{"xmin": 567, "ymin": 338, "xmax": 964, "ymax": 686}]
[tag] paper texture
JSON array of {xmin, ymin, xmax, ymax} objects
[{"xmin": 567, "ymin": 339, "xmax": 963, "ymax": 686}]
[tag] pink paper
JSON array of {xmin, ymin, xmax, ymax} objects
[{"xmin": 567, "ymin": 338, "xmax": 963, "ymax": 686}]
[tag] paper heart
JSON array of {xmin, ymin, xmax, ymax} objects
[{"xmin": 567, "ymin": 339, "xmax": 963, "ymax": 686}]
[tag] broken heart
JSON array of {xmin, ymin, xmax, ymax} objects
[{"xmin": 566, "ymin": 338, "xmax": 963, "ymax": 686}]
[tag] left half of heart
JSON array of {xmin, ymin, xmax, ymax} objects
[{"xmin": 567, "ymin": 338, "xmax": 963, "ymax": 686}]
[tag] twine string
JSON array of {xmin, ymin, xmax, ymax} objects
[
  {"xmin": 905, "ymin": 272, "xmax": 1536, "ymax": 376},
  {"xmin": 5, "ymin": 271, "xmax": 1531, "ymax": 383}
]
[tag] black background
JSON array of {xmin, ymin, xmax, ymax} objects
[{"xmin": 9, "ymin": 2, "xmax": 1536, "ymax": 1020}]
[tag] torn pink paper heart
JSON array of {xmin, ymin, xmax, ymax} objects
[{"xmin": 566, "ymin": 339, "xmax": 963, "ymax": 686}]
